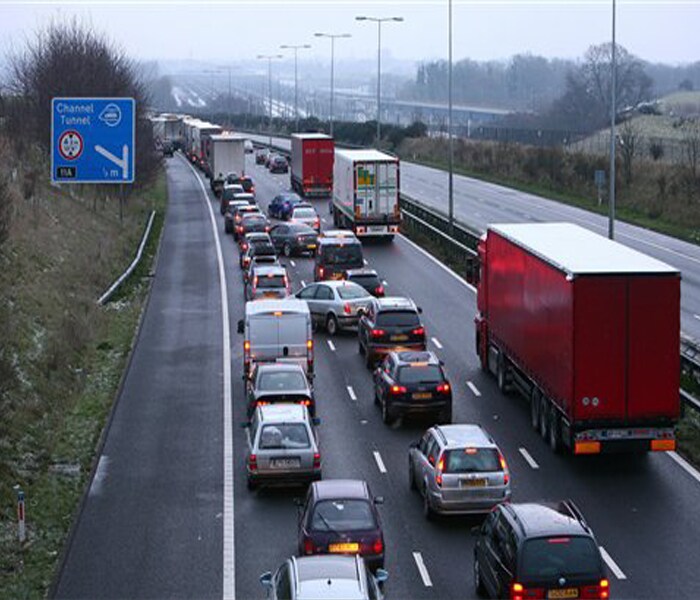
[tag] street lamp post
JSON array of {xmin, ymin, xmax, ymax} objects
[
  {"xmin": 257, "ymin": 54, "xmax": 283, "ymax": 150},
  {"xmin": 280, "ymin": 44, "xmax": 311, "ymax": 133},
  {"xmin": 355, "ymin": 15, "xmax": 403, "ymax": 145},
  {"xmin": 314, "ymin": 32, "xmax": 351, "ymax": 138},
  {"xmin": 448, "ymin": 0, "xmax": 454, "ymax": 233},
  {"xmin": 608, "ymin": 0, "xmax": 617, "ymax": 240}
]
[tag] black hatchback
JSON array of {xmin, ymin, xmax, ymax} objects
[
  {"xmin": 269, "ymin": 222, "xmax": 319, "ymax": 257},
  {"xmin": 373, "ymin": 351, "xmax": 452, "ymax": 425},
  {"xmin": 298, "ymin": 480, "xmax": 385, "ymax": 572},
  {"xmin": 474, "ymin": 501, "xmax": 609, "ymax": 600}
]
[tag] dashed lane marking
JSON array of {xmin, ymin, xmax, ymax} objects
[
  {"xmin": 518, "ymin": 447, "xmax": 539, "ymax": 470},
  {"xmin": 373, "ymin": 451, "xmax": 387, "ymax": 474},
  {"xmin": 346, "ymin": 385, "xmax": 357, "ymax": 401},
  {"xmin": 327, "ymin": 340, "xmax": 336, "ymax": 352},
  {"xmin": 599, "ymin": 546, "xmax": 627, "ymax": 580},
  {"xmin": 466, "ymin": 381, "xmax": 481, "ymax": 397},
  {"xmin": 412, "ymin": 552, "xmax": 433, "ymax": 587},
  {"xmin": 431, "ymin": 337, "xmax": 443, "ymax": 349}
]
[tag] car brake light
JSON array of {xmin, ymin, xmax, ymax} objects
[
  {"xmin": 314, "ymin": 219, "xmax": 320, "ymax": 228},
  {"xmin": 303, "ymin": 537, "xmax": 314, "ymax": 555},
  {"xmin": 253, "ymin": 276, "xmax": 259, "ymax": 287},
  {"xmin": 299, "ymin": 399, "xmax": 311, "ymax": 407},
  {"xmin": 343, "ymin": 302, "xmax": 352, "ymax": 315},
  {"xmin": 375, "ymin": 285, "xmax": 384, "ymax": 295},
  {"xmin": 435, "ymin": 455, "xmax": 444, "ymax": 486},
  {"xmin": 372, "ymin": 538, "xmax": 383, "ymax": 555},
  {"xmin": 313, "ymin": 452, "xmax": 321, "ymax": 469},
  {"xmin": 318, "ymin": 266, "xmax": 324, "ymax": 278},
  {"xmin": 371, "ymin": 329, "xmax": 386, "ymax": 338},
  {"xmin": 412, "ymin": 326, "xmax": 425, "ymax": 336},
  {"xmin": 244, "ymin": 340, "xmax": 250, "ymax": 352},
  {"xmin": 256, "ymin": 400, "xmax": 269, "ymax": 407},
  {"xmin": 510, "ymin": 582, "xmax": 524, "ymax": 600},
  {"xmin": 499, "ymin": 452, "xmax": 510, "ymax": 485},
  {"xmin": 248, "ymin": 454, "xmax": 257, "ymax": 471},
  {"xmin": 436, "ymin": 383, "xmax": 450, "ymax": 394},
  {"xmin": 390, "ymin": 385, "xmax": 407, "ymax": 395},
  {"xmin": 600, "ymin": 579, "xmax": 610, "ymax": 600}
]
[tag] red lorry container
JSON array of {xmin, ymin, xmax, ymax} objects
[
  {"xmin": 290, "ymin": 133, "xmax": 334, "ymax": 198},
  {"xmin": 470, "ymin": 223, "xmax": 680, "ymax": 454}
]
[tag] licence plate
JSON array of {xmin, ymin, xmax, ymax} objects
[
  {"xmin": 368, "ymin": 225, "xmax": 386, "ymax": 232},
  {"xmin": 461, "ymin": 478, "xmax": 487, "ymax": 488},
  {"xmin": 548, "ymin": 589, "xmax": 579, "ymax": 599},
  {"xmin": 391, "ymin": 334, "xmax": 408, "ymax": 342},
  {"xmin": 413, "ymin": 392, "xmax": 432, "ymax": 400},
  {"xmin": 329, "ymin": 542, "xmax": 359, "ymax": 553},
  {"xmin": 263, "ymin": 292, "xmax": 278, "ymax": 298},
  {"xmin": 307, "ymin": 244, "xmax": 317, "ymax": 249},
  {"xmin": 270, "ymin": 458, "xmax": 300, "ymax": 469}
]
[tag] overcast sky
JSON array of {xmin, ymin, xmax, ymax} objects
[{"xmin": 1, "ymin": 1, "xmax": 699, "ymax": 68}]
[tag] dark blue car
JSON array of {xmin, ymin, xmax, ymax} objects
[{"xmin": 268, "ymin": 192, "xmax": 304, "ymax": 220}]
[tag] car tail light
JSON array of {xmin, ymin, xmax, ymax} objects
[
  {"xmin": 248, "ymin": 454, "xmax": 257, "ymax": 472},
  {"xmin": 256, "ymin": 400, "xmax": 270, "ymax": 407},
  {"xmin": 318, "ymin": 267, "xmax": 324, "ymax": 279},
  {"xmin": 412, "ymin": 326, "xmax": 425, "ymax": 337},
  {"xmin": 241, "ymin": 243, "xmax": 248, "ymax": 251},
  {"xmin": 343, "ymin": 302, "xmax": 352, "ymax": 315},
  {"xmin": 307, "ymin": 339, "xmax": 314, "ymax": 372},
  {"xmin": 253, "ymin": 276, "xmax": 259, "ymax": 288},
  {"xmin": 436, "ymin": 383, "xmax": 450, "ymax": 394},
  {"xmin": 370, "ymin": 329, "xmax": 386, "ymax": 338},
  {"xmin": 236, "ymin": 225, "xmax": 243, "ymax": 232},
  {"xmin": 313, "ymin": 453, "xmax": 321, "ymax": 469},
  {"xmin": 303, "ymin": 537, "xmax": 314, "ymax": 555},
  {"xmin": 314, "ymin": 219, "xmax": 320, "ymax": 229},
  {"xmin": 375, "ymin": 285, "xmax": 384, "ymax": 296},
  {"xmin": 509, "ymin": 583, "xmax": 545, "ymax": 600},
  {"xmin": 390, "ymin": 385, "xmax": 407, "ymax": 395},
  {"xmin": 499, "ymin": 452, "xmax": 510, "ymax": 485},
  {"xmin": 435, "ymin": 455, "xmax": 444, "ymax": 486},
  {"xmin": 265, "ymin": 226, "xmax": 270, "ymax": 232},
  {"xmin": 298, "ymin": 398, "xmax": 312, "ymax": 407},
  {"xmin": 371, "ymin": 538, "xmax": 383, "ymax": 555},
  {"xmin": 580, "ymin": 579, "xmax": 609, "ymax": 600}
]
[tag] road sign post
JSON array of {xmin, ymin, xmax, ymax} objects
[
  {"xmin": 15, "ymin": 487, "xmax": 26, "ymax": 544},
  {"xmin": 594, "ymin": 169, "xmax": 606, "ymax": 207},
  {"xmin": 51, "ymin": 98, "xmax": 135, "ymax": 184}
]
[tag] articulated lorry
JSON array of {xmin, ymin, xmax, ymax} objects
[
  {"xmin": 290, "ymin": 133, "xmax": 334, "ymax": 198},
  {"xmin": 204, "ymin": 133, "xmax": 246, "ymax": 195},
  {"xmin": 468, "ymin": 222, "xmax": 680, "ymax": 455},
  {"xmin": 332, "ymin": 149, "xmax": 401, "ymax": 240}
]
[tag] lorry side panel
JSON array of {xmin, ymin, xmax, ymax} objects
[
  {"xmin": 573, "ymin": 276, "xmax": 627, "ymax": 422},
  {"xmin": 333, "ymin": 153, "xmax": 355, "ymax": 218},
  {"xmin": 487, "ymin": 231, "xmax": 574, "ymax": 406},
  {"xmin": 626, "ymin": 275, "xmax": 680, "ymax": 420},
  {"xmin": 303, "ymin": 139, "xmax": 334, "ymax": 188}
]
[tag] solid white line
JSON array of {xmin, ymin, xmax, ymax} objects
[
  {"xmin": 398, "ymin": 233, "xmax": 477, "ymax": 294},
  {"xmin": 290, "ymin": 259, "xmax": 296, "ymax": 267},
  {"xmin": 89, "ymin": 455, "xmax": 110, "ymax": 497},
  {"xmin": 327, "ymin": 340, "xmax": 336, "ymax": 352},
  {"xmin": 301, "ymin": 280, "xmax": 306, "ymax": 287},
  {"xmin": 412, "ymin": 551, "xmax": 433, "ymax": 587},
  {"xmin": 668, "ymin": 451, "xmax": 700, "ymax": 484},
  {"xmin": 346, "ymin": 385, "xmax": 357, "ymax": 401},
  {"xmin": 467, "ymin": 381, "xmax": 481, "ymax": 397},
  {"xmin": 372, "ymin": 451, "xmax": 387, "ymax": 474},
  {"xmin": 431, "ymin": 337, "xmax": 443, "ymax": 349},
  {"xmin": 363, "ymin": 258, "xmax": 369, "ymax": 266},
  {"xmin": 694, "ymin": 314, "xmax": 700, "ymax": 321},
  {"xmin": 599, "ymin": 546, "xmax": 627, "ymax": 580},
  {"xmin": 518, "ymin": 447, "xmax": 540, "ymax": 470},
  {"xmin": 182, "ymin": 156, "xmax": 235, "ymax": 598}
]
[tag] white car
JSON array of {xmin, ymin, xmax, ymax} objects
[{"xmin": 290, "ymin": 204, "xmax": 320, "ymax": 232}]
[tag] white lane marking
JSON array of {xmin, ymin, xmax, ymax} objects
[
  {"xmin": 327, "ymin": 340, "xmax": 336, "ymax": 352},
  {"xmin": 89, "ymin": 455, "xmax": 110, "ymax": 497},
  {"xmin": 398, "ymin": 233, "xmax": 476, "ymax": 294},
  {"xmin": 694, "ymin": 314, "xmax": 700, "ymax": 321},
  {"xmin": 301, "ymin": 280, "xmax": 306, "ymax": 287},
  {"xmin": 321, "ymin": 217, "xmax": 327, "ymax": 223},
  {"xmin": 363, "ymin": 258, "xmax": 369, "ymax": 266},
  {"xmin": 518, "ymin": 447, "xmax": 540, "ymax": 470},
  {"xmin": 346, "ymin": 385, "xmax": 357, "ymax": 401},
  {"xmin": 412, "ymin": 551, "xmax": 433, "ymax": 587},
  {"xmin": 182, "ymin": 156, "xmax": 235, "ymax": 598},
  {"xmin": 382, "ymin": 280, "xmax": 388, "ymax": 286},
  {"xmin": 599, "ymin": 546, "xmax": 627, "ymax": 580},
  {"xmin": 290, "ymin": 259, "xmax": 296, "ymax": 267},
  {"xmin": 668, "ymin": 451, "xmax": 700, "ymax": 484},
  {"xmin": 431, "ymin": 337, "xmax": 443, "ymax": 349},
  {"xmin": 373, "ymin": 451, "xmax": 387, "ymax": 474},
  {"xmin": 467, "ymin": 381, "xmax": 481, "ymax": 397}
]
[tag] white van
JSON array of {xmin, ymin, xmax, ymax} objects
[{"xmin": 237, "ymin": 299, "xmax": 314, "ymax": 379}]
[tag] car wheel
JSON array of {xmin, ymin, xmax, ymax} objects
[
  {"xmin": 283, "ymin": 242, "xmax": 292, "ymax": 257},
  {"xmin": 409, "ymin": 460, "xmax": 417, "ymax": 491},
  {"xmin": 422, "ymin": 484, "xmax": 434, "ymax": 520},
  {"xmin": 358, "ymin": 337, "xmax": 365, "ymax": 355},
  {"xmin": 374, "ymin": 387, "xmax": 380, "ymax": 406},
  {"xmin": 246, "ymin": 477, "xmax": 257, "ymax": 491},
  {"xmin": 539, "ymin": 396, "xmax": 549, "ymax": 440},
  {"xmin": 474, "ymin": 554, "xmax": 487, "ymax": 597},
  {"xmin": 438, "ymin": 407, "xmax": 452, "ymax": 425},
  {"xmin": 381, "ymin": 398, "xmax": 394, "ymax": 425},
  {"xmin": 548, "ymin": 406, "xmax": 561, "ymax": 453},
  {"xmin": 326, "ymin": 314, "xmax": 338, "ymax": 336},
  {"xmin": 225, "ymin": 221, "xmax": 232, "ymax": 234},
  {"xmin": 530, "ymin": 389, "xmax": 540, "ymax": 431},
  {"xmin": 365, "ymin": 350, "xmax": 374, "ymax": 370}
]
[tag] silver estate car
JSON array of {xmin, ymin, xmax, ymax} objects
[
  {"xmin": 408, "ymin": 424, "xmax": 511, "ymax": 518},
  {"xmin": 245, "ymin": 265, "xmax": 291, "ymax": 300},
  {"xmin": 245, "ymin": 404, "xmax": 321, "ymax": 490},
  {"xmin": 295, "ymin": 281, "xmax": 373, "ymax": 336}
]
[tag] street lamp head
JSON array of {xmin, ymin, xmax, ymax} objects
[
  {"xmin": 392, "ymin": 17, "xmax": 404, "ymax": 22},
  {"xmin": 314, "ymin": 32, "xmax": 324, "ymax": 37},
  {"xmin": 356, "ymin": 16, "xmax": 367, "ymax": 21}
]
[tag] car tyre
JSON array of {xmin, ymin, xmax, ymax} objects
[
  {"xmin": 422, "ymin": 484, "xmax": 434, "ymax": 520},
  {"xmin": 225, "ymin": 221, "xmax": 232, "ymax": 234},
  {"xmin": 283, "ymin": 242, "xmax": 293, "ymax": 258},
  {"xmin": 246, "ymin": 477, "xmax": 257, "ymax": 491},
  {"xmin": 548, "ymin": 406, "xmax": 561, "ymax": 453},
  {"xmin": 326, "ymin": 314, "xmax": 339, "ymax": 336},
  {"xmin": 365, "ymin": 350, "xmax": 374, "ymax": 370},
  {"xmin": 497, "ymin": 352, "xmax": 509, "ymax": 394},
  {"xmin": 474, "ymin": 555, "xmax": 487, "ymax": 597},
  {"xmin": 530, "ymin": 389, "xmax": 540, "ymax": 431},
  {"xmin": 438, "ymin": 407, "xmax": 452, "ymax": 425},
  {"xmin": 539, "ymin": 396, "xmax": 549, "ymax": 440},
  {"xmin": 381, "ymin": 398, "xmax": 394, "ymax": 425},
  {"xmin": 409, "ymin": 460, "xmax": 417, "ymax": 491},
  {"xmin": 358, "ymin": 338, "xmax": 365, "ymax": 355}
]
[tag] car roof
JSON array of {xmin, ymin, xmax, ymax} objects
[
  {"xmin": 434, "ymin": 424, "xmax": 495, "ymax": 448},
  {"xmin": 293, "ymin": 556, "xmax": 365, "ymax": 600},
  {"xmin": 233, "ymin": 192, "xmax": 255, "ymax": 200},
  {"xmin": 258, "ymin": 403, "xmax": 308, "ymax": 422},
  {"xmin": 293, "ymin": 202, "xmax": 314, "ymax": 209},
  {"xmin": 252, "ymin": 265, "xmax": 286, "ymax": 275},
  {"xmin": 245, "ymin": 298, "xmax": 310, "ymax": 316},
  {"xmin": 345, "ymin": 268, "xmax": 378, "ymax": 277},
  {"xmin": 236, "ymin": 204, "xmax": 259, "ymax": 212},
  {"xmin": 245, "ymin": 232, "xmax": 270, "ymax": 241},
  {"xmin": 241, "ymin": 212, "xmax": 265, "ymax": 220},
  {"xmin": 394, "ymin": 350, "xmax": 439, "ymax": 365},
  {"xmin": 319, "ymin": 236, "xmax": 361, "ymax": 247},
  {"xmin": 320, "ymin": 229, "xmax": 357, "ymax": 239},
  {"xmin": 255, "ymin": 362, "xmax": 305, "ymax": 374},
  {"xmin": 285, "ymin": 222, "xmax": 316, "ymax": 232},
  {"xmin": 312, "ymin": 479, "xmax": 370, "ymax": 501},
  {"xmin": 315, "ymin": 280, "xmax": 366, "ymax": 291},
  {"xmin": 502, "ymin": 502, "xmax": 594, "ymax": 539},
  {"xmin": 375, "ymin": 296, "xmax": 417, "ymax": 311}
]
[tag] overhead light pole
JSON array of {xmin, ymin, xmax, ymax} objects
[
  {"xmin": 314, "ymin": 32, "xmax": 352, "ymax": 138},
  {"xmin": 608, "ymin": 0, "xmax": 617, "ymax": 240},
  {"xmin": 257, "ymin": 53, "xmax": 283, "ymax": 150},
  {"xmin": 355, "ymin": 15, "xmax": 404, "ymax": 145},
  {"xmin": 280, "ymin": 43, "xmax": 312, "ymax": 133},
  {"xmin": 448, "ymin": 0, "xmax": 454, "ymax": 234}
]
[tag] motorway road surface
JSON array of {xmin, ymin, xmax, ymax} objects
[
  {"xmin": 54, "ymin": 152, "xmax": 700, "ymax": 599},
  {"xmin": 248, "ymin": 133, "xmax": 700, "ymax": 342}
]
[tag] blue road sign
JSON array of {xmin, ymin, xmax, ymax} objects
[{"xmin": 51, "ymin": 97, "xmax": 135, "ymax": 184}]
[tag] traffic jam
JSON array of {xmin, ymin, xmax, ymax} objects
[{"xmin": 159, "ymin": 112, "xmax": 681, "ymax": 600}]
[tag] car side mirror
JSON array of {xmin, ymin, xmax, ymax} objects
[
  {"xmin": 417, "ymin": 306, "xmax": 423, "ymax": 314},
  {"xmin": 259, "ymin": 572, "xmax": 273, "ymax": 588},
  {"xmin": 374, "ymin": 496, "xmax": 384, "ymax": 505},
  {"xmin": 240, "ymin": 421, "xmax": 250, "ymax": 429},
  {"xmin": 409, "ymin": 440, "xmax": 419, "ymax": 449},
  {"xmin": 312, "ymin": 417, "xmax": 321, "ymax": 426},
  {"xmin": 471, "ymin": 525, "xmax": 481, "ymax": 536},
  {"xmin": 375, "ymin": 569, "xmax": 389, "ymax": 584},
  {"xmin": 439, "ymin": 360, "xmax": 445, "ymax": 366},
  {"xmin": 466, "ymin": 255, "xmax": 481, "ymax": 285},
  {"xmin": 357, "ymin": 308, "xmax": 366, "ymax": 316},
  {"xmin": 237, "ymin": 319, "xmax": 244, "ymax": 334}
]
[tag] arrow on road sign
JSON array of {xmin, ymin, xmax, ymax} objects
[{"xmin": 95, "ymin": 144, "xmax": 129, "ymax": 180}]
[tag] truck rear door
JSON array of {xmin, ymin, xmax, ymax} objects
[
  {"xmin": 376, "ymin": 161, "xmax": 398, "ymax": 217},
  {"xmin": 355, "ymin": 162, "xmax": 375, "ymax": 218}
]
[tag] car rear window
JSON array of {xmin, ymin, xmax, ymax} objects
[
  {"xmin": 258, "ymin": 371, "xmax": 307, "ymax": 391},
  {"xmin": 243, "ymin": 215, "xmax": 266, "ymax": 226},
  {"xmin": 256, "ymin": 274, "xmax": 286, "ymax": 289},
  {"xmin": 293, "ymin": 208, "xmax": 316, "ymax": 219},
  {"xmin": 259, "ymin": 424, "xmax": 310, "ymax": 449},
  {"xmin": 251, "ymin": 243, "xmax": 276, "ymax": 256},
  {"xmin": 376, "ymin": 310, "xmax": 420, "ymax": 327},
  {"xmin": 240, "ymin": 179, "xmax": 254, "ymax": 192},
  {"xmin": 443, "ymin": 448, "xmax": 501, "ymax": 473},
  {"xmin": 397, "ymin": 365, "xmax": 443, "ymax": 384},
  {"xmin": 520, "ymin": 537, "xmax": 601, "ymax": 580},
  {"xmin": 311, "ymin": 500, "xmax": 377, "ymax": 532},
  {"xmin": 349, "ymin": 274, "xmax": 380, "ymax": 288},
  {"xmin": 321, "ymin": 244, "xmax": 363, "ymax": 266},
  {"xmin": 337, "ymin": 285, "xmax": 370, "ymax": 300}
]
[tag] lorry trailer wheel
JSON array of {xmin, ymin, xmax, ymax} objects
[
  {"xmin": 530, "ymin": 390, "xmax": 540, "ymax": 431},
  {"xmin": 548, "ymin": 409, "xmax": 561, "ymax": 453},
  {"xmin": 497, "ymin": 354, "xmax": 508, "ymax": 393},
  {"xmin": 539, "ymin": 396, "xmax": 549, "ymax": 440}
]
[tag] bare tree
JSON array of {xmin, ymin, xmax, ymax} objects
[
  {"xmin": 682, "ymin": 120, "xmax": 700, "ymax": 180},
  {"xmin": 619, "ymin": 120, "xmax": 639, "ymax": 185}
]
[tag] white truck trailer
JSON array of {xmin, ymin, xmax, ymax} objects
[
  {"xmin": 206, "ymin": 134, "xmax": 247, "ymax": 194},
  {"xmin": 331, "ymin": 149, "xmax": 401, "ymax": 240}
]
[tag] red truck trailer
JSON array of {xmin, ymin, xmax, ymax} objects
[
  {"xmin": 290, "ymin": 133, "xmax": 334, "ymax": 198},
  {"xmin": 468, "ymin": 223, "xmax": 680, "ymax": 455}
]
